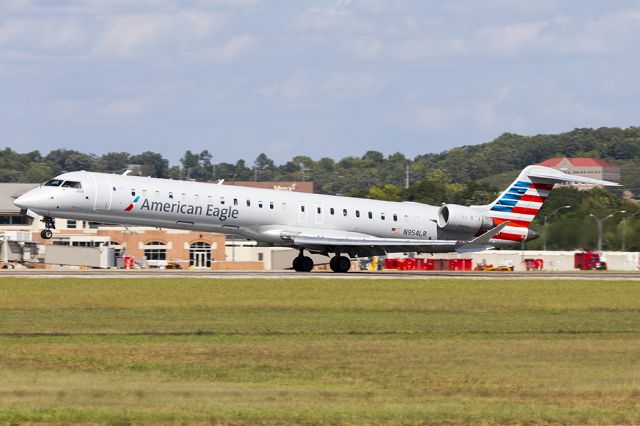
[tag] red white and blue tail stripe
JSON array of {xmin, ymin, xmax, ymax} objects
[
  {"xmin": 486, "ymin": 179, "xmax": 553, "ymax": 242},
  {"xmin": 477, "ymin": 165, "xmax": 619, "ymax": 245}
]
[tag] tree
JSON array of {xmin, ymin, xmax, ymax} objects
[
  {"xmin": 24, "ymin": 163, "xmax": 54, "ymax": 183},
  {"xmin": 97, "ymin": 152, "xmax": 130, "ymax": 173},
  {"xmin": 129, "ymin": 152, "xmax": 169, "ymax": 178},
  {"xmin": 45, "ymin": 149, "xmax": 97, "ymax": 174},
  {"xmin": 254, "ymin": 153, "xmax": 275, "ymax": 181}
]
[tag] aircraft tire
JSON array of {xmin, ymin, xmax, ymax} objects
[
  {"xmin": 292, "ymin": 256, "xmax": 303, "ymax": 271},
  {"xmin": 330, "ymin": 255, "xmax": 351, "ymax": 273},
  {"xmin": 41, "ymin": 229, "xmax": 53, "ymax": 240},
  {"xmin": 293, "ymin": 256, "xmax": 314, "ymax": 272},
  {"xmin": 300, "ymin": 256, "xmax": 314, "ymax": 272}
]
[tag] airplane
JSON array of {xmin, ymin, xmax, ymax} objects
[{"xmin": 14, "ymin": 165, "xmax": 618, "ymax": 272}]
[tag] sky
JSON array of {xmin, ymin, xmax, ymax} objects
[{"xmin": 1, "ymin": 0, "xmax": 640, "ymax": 165}]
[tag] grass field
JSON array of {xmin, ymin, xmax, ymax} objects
[{"xmin": 0, "ymin": 277, "xmax": 639, "ymax": 425}]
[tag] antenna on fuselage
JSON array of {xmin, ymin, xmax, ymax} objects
[
  {"xmin": 217, "ymin": 179, "xmax": 225, "ymax": 185},
  {"xmin": 122, "ymin": 170, "xmax": 132, "ymax": 176}
]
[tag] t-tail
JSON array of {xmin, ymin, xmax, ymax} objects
[{"xmin": 473, "ymin": 165, "xmax": 620, "ymax": 245}]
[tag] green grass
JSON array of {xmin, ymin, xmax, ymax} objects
[{"xmin": 0, "ymin": 278, "xmax": 639, "ymax": 425}]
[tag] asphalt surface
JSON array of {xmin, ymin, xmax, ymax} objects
[{"xmin": 1, "ymin": 269, "xmax": 639, "ymax": 280}]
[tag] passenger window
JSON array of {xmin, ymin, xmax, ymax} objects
[
  {"xmin": 381, "ymin": 213, "xmax": 385, "ymax": 220},
  {"xmin": 300, "ymin": 205, "xmax": 305, "ymax": 212},
  {"xmin": 246, "ymin": 199, "xmax": 251, "ymax": 207},
  {"xmin": 317, "ymin": 207, "xmax": 321, "ymax": 214},
  {"xmin": 233, "ymin": 198, "xmax": 238, "ymax": 206},
  {"xmin": 343, "ymin": 209, "xmax": 348, "ymax": 217},
  {"xmin": 220, "ymin": 197, "xmax": 225, "ymax": 205},
  {"xmin": 269, "ymin": 202, "xmax": 274, "ymax": 210},
  {"xmin": 169, "ymin": 192, "xmax": 174, "ymax": 199},
  {"xmin": 44, "ymin": 179, "xmax": 64, "ymax": 187},
  {"xmin": 330, "ymin": 208, "xmax": 335, "ymax": 215},
  {"xmin": 393, "ymin": 214, "xmax": 398, "ymax": 222},
  {"xmin": 368, "ymin": 211, "xmax": 372, "ymax": 219},
  {"xmin": 131, "ymin": 190, "xmax": 136, "ymax": 196},
  {"xmin": 61, "ymin": 181, "xmax": 82, "ymax": 189},
  {"xmin": 356, "ymin": 210, "xmax": 360, "ymax": 218},
  {"xmin": 259, "ymin": 201, "xmax": 263, "ymax": 208}
]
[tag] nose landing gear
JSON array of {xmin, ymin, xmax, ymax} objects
[
  {"xmin": 329, "ymin": 255, "xmax": 351, "ymax": 273},
  {"xmin": 292, "ymin": 249, "xmax": 314, "ymax": 272},
  {"xmin": 40, "ymin": 217, "xmax": 55, "ymax": 240}
]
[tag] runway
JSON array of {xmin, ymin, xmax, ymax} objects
[{"xmin": 1, "ymin": 269, "xmax": 639, "ymax": 280}]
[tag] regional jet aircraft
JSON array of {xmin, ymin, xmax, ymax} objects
[{"xmin": 14, "ymin": 165, "xmax": 617, "ymax": 272}]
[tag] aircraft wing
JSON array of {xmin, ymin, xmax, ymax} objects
[{"xmin": 292, "ymin": 222, "xmax": 509, "ymax": 256}]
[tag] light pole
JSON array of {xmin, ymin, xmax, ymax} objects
[
  {"xmin": 589, "ymin": 210, "xmax": 626, "ymax": 253},
  {"xmin": 543, "ymin": 205, "xmax": 571, "ymax": 251},
  {"xmin": 622, "ymin": 211, "xmax": 640, "ymax": 252}
]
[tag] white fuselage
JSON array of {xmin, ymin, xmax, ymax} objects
[{"xmin": 16, "ymin": 171, "xmax": 474, "ymax": 248}]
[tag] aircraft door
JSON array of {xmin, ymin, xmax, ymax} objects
[{"xmin": 91, "ymin": 173, "xmax": 113, "ymax": 211}]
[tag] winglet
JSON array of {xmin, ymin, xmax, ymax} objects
[{"xmin": 454, "ymin": 221, "xmax": 509, "ymax": 253}]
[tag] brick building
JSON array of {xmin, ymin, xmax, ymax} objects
[{"xmin": 536, "ymin": 157, "xmax": 620, "ymax": 189}]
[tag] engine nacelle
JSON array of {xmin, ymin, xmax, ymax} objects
[{"xmin": 437, "ymin": 204, "xmax": 494, "ymax": 234}]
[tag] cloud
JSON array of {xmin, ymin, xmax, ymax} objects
[
  {"xmin": 388, "ymin": 87, "xmax": 513, "ymax": 133},
  {"xmin": 0, "ymin": 18, "xmax": 87, "ymax": 52},
  {"xmin": 96, "ymin": 14, "xmax": 168, "ymax": 57},
  {"xmin": 344, "ymin": 38, "xmax": 382, "ymax": 59},
  {"xmin": 475, "ymin": 20, "xmax": 551, "ymax": 55},
  {"xmin": 98, "ymin": 97, "xmax": 149, "ymax": 118},
  {"xmin": 95, "ymin": 11, "xmax": 223, "ymax": 58},
  {"xmin": 257, "ymin": 71, "xmax": 382, "ymax": 103},
  {"xmin": 216, "ymin": 34, "xmax": 257, "ymax": 61},
  {"xmin": 257, "ymin": 73, "xmax": 312, "ymax": 100}
]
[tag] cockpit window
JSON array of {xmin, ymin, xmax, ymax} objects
[
  {"xmin": 61, "ymin": 181, "xmax": 82, "ymax": 189},
  {"xmin": 44, "ymin": 179, "xmax": 64, "ymax": 187}
]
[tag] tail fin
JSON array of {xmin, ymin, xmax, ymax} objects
[{"xmin": 476, "ymin": 165, "xmax": 619, "ymax": 243}]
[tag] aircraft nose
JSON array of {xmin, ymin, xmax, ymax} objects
[
  {"xmin": 14, "ymin": 190, "xmax": 40, "ymax": 210},
  {"xmin": 14, "ymin": 193, "xmax": 30, "ymax": 209}
]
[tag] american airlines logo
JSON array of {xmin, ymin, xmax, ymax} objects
[
  {"xmin": 129, "ymin": 198, "xmax": 239, "ymax": 221},
  {"xmin": 124, "ymin": 196, "xmax": 140, "ymax": 212}
]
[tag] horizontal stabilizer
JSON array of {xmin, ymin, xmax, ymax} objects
[
  {"xmin": 525, "ymin": 165, "xmax": 620, "ymax": 186},
  {"xmin": 454, "ymin": 221, "xmax": 509, "ymax": 253}
]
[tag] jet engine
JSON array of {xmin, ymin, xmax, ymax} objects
[{"xmin": 437, "ymin": 204, "xmax": 494, "ymax": 233}]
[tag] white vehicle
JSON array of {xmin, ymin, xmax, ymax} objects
[{"xmin": 14, "ymin": 165, "xmax": 617, "ymax": 272}]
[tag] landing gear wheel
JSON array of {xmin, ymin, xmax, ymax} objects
[
  {"xmin": 330, "ymin": 255, "xmax": 351, "ymax": 273},
  {"xmin": 40, "ymin": 229, "xmax": 53, "ymax": 239},
  {"xmin": 292, "ymin": 256, "xmax": 314, "ymax": 272}
]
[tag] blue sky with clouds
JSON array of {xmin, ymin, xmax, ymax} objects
[{"xmin": 1, "ymin": 0, "xmax": 639, "ymax": 164}]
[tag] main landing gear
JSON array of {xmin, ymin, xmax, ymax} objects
[
  {"xmin": 40, "ymin": 217, "xmax": 55, "ymax": 240},
  {"xmin": 292, "ymin": 249, "xmax": 314, "ymax": 272},
  {"xmin": 291, "ymin": 250, "xmax": 351, "ymax": 273},
  {"xmin": 329, "ymin": 254, "xmax": 351, "ymax": 273}
]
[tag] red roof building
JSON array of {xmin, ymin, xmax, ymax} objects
[{"xmin": 536, "ymin": 157, "xmax": 620, "ymax": 189}]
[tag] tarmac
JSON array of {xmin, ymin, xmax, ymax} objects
[{"xmin": 1, "ymin": 269, "xmax": 639, "ymax": 280}]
